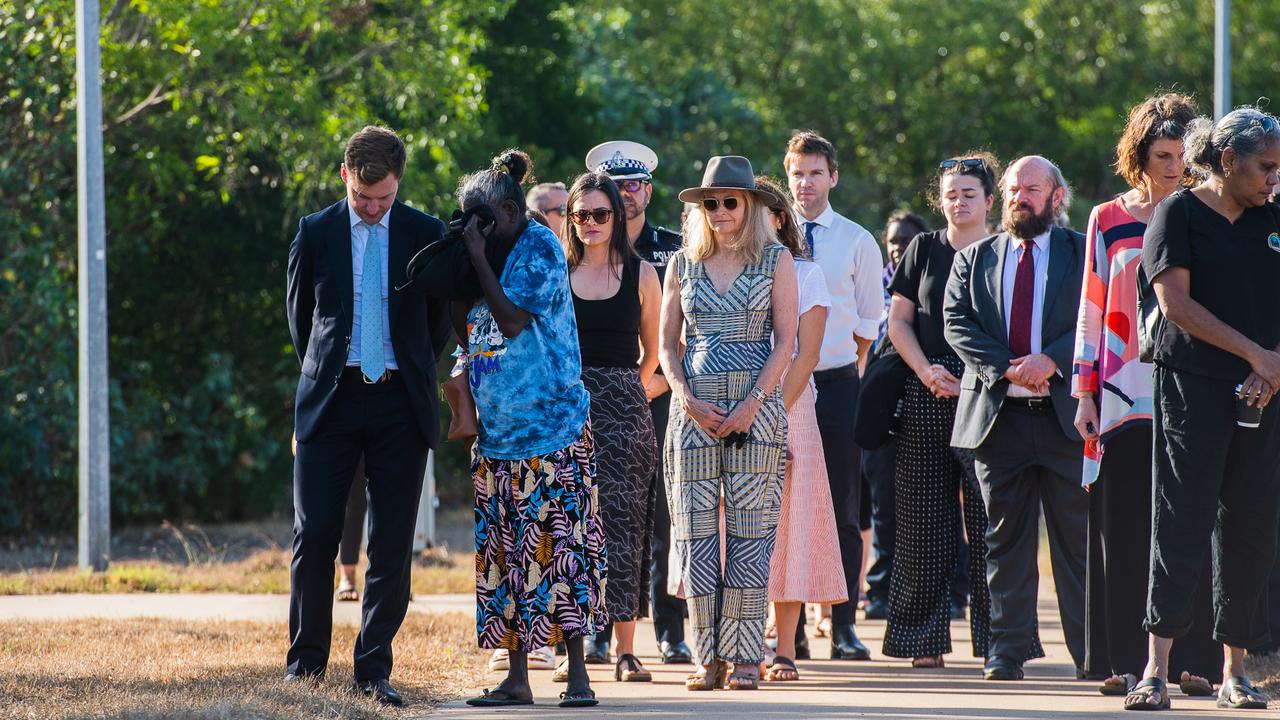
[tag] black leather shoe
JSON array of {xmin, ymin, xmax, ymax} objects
[
  {"xmin": 982, "ymin": 657, "xmax": 1024, "ymax": 681},
  {"xmin": 794, "ymin": 635, "xmax": 811, "ymax": 660},
  {"xmin": 658, "ymin": 640, "xmax": 692, "ymax": 664},
  {"xmin": 863, "ymin": 597, "xmax": 889, "ymax": 620},
  {"xmin": 585, "ymin": 637, "xmax": 611, "ymax": 664},
  {"xmin": 356, "ymin": 678, "xmax": 404, "ymax": 706},
  {"xmin": 829, "ymin": 625, "xmax": 871, "ymax": 660}
]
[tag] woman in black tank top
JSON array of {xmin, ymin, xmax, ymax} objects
[{"xmin": 561, "ymin": 172, "xmax": 663, "ymax": 682}]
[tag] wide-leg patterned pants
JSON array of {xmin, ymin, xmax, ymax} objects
[{"xmin": 665, "ymin": 397, "xmax": 787, "ymax": 665}]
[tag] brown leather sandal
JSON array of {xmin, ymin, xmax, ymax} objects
[
  {"xmin": 912, "ymin": 655, "xmax": 944, "ymax": 669},
  {"xmin": 686, "ymin": 660, "xmax": 726, "ymax": 691},
  {"xmin": 724, "ymin": 663, "xmax": 760, "ymax": 690},
  {"xmin": 614, "ymin": 653, "xmax": 652, "ymax": 682}
]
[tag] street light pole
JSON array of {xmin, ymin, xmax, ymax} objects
[
  {"xmin": 1214, "ymin": 0, "xmax": 1230, "ymax": 119},
  {"xmin": 77, "ymin": 0, "xmax": 110, "ymax": 571}
]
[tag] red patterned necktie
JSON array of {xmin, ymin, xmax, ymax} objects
[{"xmin": 1008, "ymin": 239, "xmax": 1035, "ymax": 357}]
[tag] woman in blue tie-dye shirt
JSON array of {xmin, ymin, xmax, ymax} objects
[{"xmin": 457, "ymin": 150, "xmax": 606, "ymax": 710}]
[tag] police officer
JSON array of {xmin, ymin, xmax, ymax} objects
[{"xmin": 585, "ymin": 140, "xmax": 689, "ymax": 665}]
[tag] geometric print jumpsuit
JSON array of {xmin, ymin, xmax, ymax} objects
[{"xmin": 664, "ymin": 243, "xmax": 788, "ymax": 666}]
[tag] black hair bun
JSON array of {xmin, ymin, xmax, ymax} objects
[{"xmin": 492, "ymin": 148, "xmax": 534, "ymax": 186}]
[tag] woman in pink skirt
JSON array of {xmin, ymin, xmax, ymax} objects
[{"xmin": 754, "ymin": 177, "xmax": 848, "ymax": 681}]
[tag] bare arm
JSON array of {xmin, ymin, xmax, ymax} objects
[
  {"xmin": 637, "ymin": 261, "xmax": 662, "ymax": 386},
  {"xmin": 781, "ymin": 305, "xmax": 827, "ymax": 409},
  {"xmin": 463, "ymin": 216, "xmax": 532, "ymax": 339},
  {"xmin": 888, "ymin": 292, "xmax": 959, "ymax": 398}
]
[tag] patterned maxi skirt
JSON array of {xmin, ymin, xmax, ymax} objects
[
  {"xmin": 582, "ymin": 366, "xmax": 658, "ymax": 623},
  {"xmin": 473, "ymin": 424, "xmax": 609, "ymax": 650}
]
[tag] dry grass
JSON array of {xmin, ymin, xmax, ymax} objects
[
  {"xmin": 0, "ymin": 548, "xmax": 474, "ymax": 596},
  {"xmin": 0, "ymin": 612, "xmax": 486, "ymax": 719}
]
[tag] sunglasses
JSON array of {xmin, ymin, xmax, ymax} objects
[
  {"xmin": 543, "ymin": 203, "xmax": 566, "ymax": 216},
  {"xmin": 701, "ymin": 196, "xmax": 741, "ymax": 212},
  {"xmin": 618, "ymin": 179, "xmax": 649, "ymax": 193},
  {"xmin": 569, "ymin": 207, "xmax": 614, "ymax": 225},
  {"xmin": 939, "ymin": 158, "xmax": 988, "ymax": 173}
]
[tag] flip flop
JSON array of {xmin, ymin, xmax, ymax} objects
[
  {"xmin": 1101, "ymin": 673, "xmax": 1138, "ymax": 696},
  {"xmin": 465, "ymin": 688, "xmax": 534, "ymax": 707},
  {"xmin": 558, "ymin": 689, "xmax": 599, "ymax": 708},
  {"xmin": 1124, "ymin": 676, "xmax": 1171, "ymax": 711},
  {"xmin": 1217, "ymin": 676, "xmax": 1267, "ymax": 709},
  {"xmin": 765, "ymin": 656, "xmax": 799, "ymax": 681}
]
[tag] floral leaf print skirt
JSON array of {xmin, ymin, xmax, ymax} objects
[{"xmin": 473, "ymin": 424, "xmax": 609, "ymax": 650}]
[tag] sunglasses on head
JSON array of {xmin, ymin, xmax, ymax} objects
[
  {"xmin": 939, "ymin": 158, "xmax": 987, "ymax": 173},
  {"xmin": 569, "ymin": 207, "xmax": 614, "ymax": 225},
  {"xmin": 618, "ymin": 179, "xmax": 649, "ymax": 193},
  {"xmin": 701, "ymin": 196, "xmax": 740, "ymax": 212}
]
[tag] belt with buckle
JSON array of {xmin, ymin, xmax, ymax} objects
[
  {"xmin": 813, "ymin": 361, "xmax": 860, "ymax": 383},
  {"xmin": 342, "ymin": 366, "xmax": 397, "ymax": 384},
  {"xmin": 1004, "ymin": 395, "xmax": 1052, "ymax": 410}
]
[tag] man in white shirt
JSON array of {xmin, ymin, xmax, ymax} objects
[
  {"xmin": 785, "ymin": 131, "xmax": 885, "ymax": 660},
  {"xmin": 942, "ymin": 156, "xmax": 1087, "ymax": 681}
]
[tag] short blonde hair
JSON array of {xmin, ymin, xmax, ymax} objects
[{"xmin": 681, "ymin": 191, "xmax": 774, "ymax": 265}]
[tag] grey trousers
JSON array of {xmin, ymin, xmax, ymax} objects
[{"xmin": 973, "ymin": 404, "xmax": 1087, "ymax": 667}]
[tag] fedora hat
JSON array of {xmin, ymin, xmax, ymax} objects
[{"xmin": 678, "ymin": 156, "xmax": 772, "ymax": 203}]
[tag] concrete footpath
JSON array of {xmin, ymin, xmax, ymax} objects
[{"xmin": 0, "ymin": 591, "xmax": 1261, "ymax": 718}]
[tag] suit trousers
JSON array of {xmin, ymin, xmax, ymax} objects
[
  {"xmin": 338, "ymin": 456, "xmax": 368, "ymax": 567},
  {"xmin": 813, "ymin": 372, "xmax": 864, "ymax": 627},
  {"xmin": 648, "ymin": 390, "xmax": 687, "ymax": 645},
  {"xmin": 974, "ymin": 404, "xmax": 1087, "ymax": 666},
  {"xmin": 1146, "ymin": 367, "xmax": 1280, "ymax": 649},
  {"xmin": 288, "ymin": 373, "xmax": 428, "ymax": 681},
  {"xmin": 863, "ymin": 440, "xmax": 897, "ymax": 604}
]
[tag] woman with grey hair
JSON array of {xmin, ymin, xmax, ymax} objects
[
  {"xmin": 456, "ymin": 149, "xmax": 607, "ymax": 709},
  {"xmin": 1124, "ymin": 108, "xmax": 1280, "ymax": 711}
]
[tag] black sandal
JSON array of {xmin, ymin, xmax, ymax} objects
[
  {"xmin": 765, "ymin": 656, "xmax": 799, "ymax": 681},
  {"xmin": 614, "ymin": 653, "xmax": 652, "ymax": 682},
  {"xmin": 465, "ymin": 688, "xmax": 534, "ymax": 707},
  {"xmin": 1217, "ymin": 676, "xmax": 1268, "ymax": 709},
  {"xmin": 559, "ymin": 688, "xmax": 599, "ymax": 708},
  {"xmin": 1124, "ymin": 676, "xmax": 1171, "ymax": 711}
]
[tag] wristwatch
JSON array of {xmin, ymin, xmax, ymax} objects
[{"xmin": 750, "ymin": 386, "xmax": 768, "ymax": 402}]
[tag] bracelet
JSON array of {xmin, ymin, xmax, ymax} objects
[{"xmin": 749, "ymin": 386, "xmax": 767, "ymax": 402}]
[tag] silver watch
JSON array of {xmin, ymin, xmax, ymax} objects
[{"xmin": 750, "ymin": 386, "xmax": 767, "ymax": 402}]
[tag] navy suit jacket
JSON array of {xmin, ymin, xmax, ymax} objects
[{"xmin": 287, "ymin": 199, "xmax": 451, "ymax": 444}]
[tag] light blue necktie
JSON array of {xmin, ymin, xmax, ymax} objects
[
  {"xmin": 360, "ymin": 223, "xmax": 385, "ymax": 382},
  {"xmin": 804, "ymin": 221, "xmax": 817, "ymax": 258}
]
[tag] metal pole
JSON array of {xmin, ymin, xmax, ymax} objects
[
  {"xmin": 77, "ymin": 0, "xmax": 110, "ymax": 571},
  {"xmin": 1214, "ymin": 0, "xmax": 1230, "ymax": 119}
]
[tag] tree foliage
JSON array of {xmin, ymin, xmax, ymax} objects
[{"xmin": 4, "ymin": 0, "xmax": 1280, "ymax": 532}]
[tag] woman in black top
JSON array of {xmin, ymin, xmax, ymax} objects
[
  {"xmin": 882, "ymin": 153, "xmax": 1044, "ymax": 667},
  {"xmin": 1126, "ymin": 108, "xmax": 1280, "ymax": 711},
  {"xmin": 560, "ymin": 172, "xmax": 663, "ymax": 682}
]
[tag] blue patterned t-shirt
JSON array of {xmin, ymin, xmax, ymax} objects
[{"xmin": 466, "ymin": 221, "xmax": 590, "ymax": 459}]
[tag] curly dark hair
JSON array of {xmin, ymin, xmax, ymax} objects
[{"xmin": 1114, "ymin": 93, "xmax": 1198, "ymax": 188}]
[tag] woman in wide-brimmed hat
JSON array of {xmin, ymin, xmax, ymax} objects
[{"xmin": 658, "ymin": 156, "xmax": 798, "ymax": 691}]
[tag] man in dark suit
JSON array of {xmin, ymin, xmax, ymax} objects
[
  {"xmin": 943, "ymin": 155, "xmax": 1088, "ymax": 681},
  {"xmin": 285, "ymin": 126, "xmax": 450, "ymax": 705}
]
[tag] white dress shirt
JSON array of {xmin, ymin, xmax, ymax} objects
[
  {"xmin": 797, "ymin": 204, "xmax": 885, "ymax": 371},
  {"xmin": 345, "ymin": 206, "xmax": 398, "ymax": 369},
  {"xmin": 1001, "ymin": 230, "xmax": 1050, "ymax": 397}
]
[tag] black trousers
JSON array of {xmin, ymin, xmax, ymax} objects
[
  {"xmin": 1146, "ymin": 367, "xmax": 1280, "ymax": 649},
  {"xmin": 813, "ymin": 370, "xmax": 863, "ymax": 627},
  {"xmin": 649, "ymin": 390, "xmax": 686, "ymax": 644},
  {"xmin": 288, "ymin": 373, "xmax": 428, "ymax": 681},
  {"xmin": 974, "ymin": 404, "xmax": 1087, "ymax": 666},
  {"xmin": 864, "ymin": 440, "xmax": 897, "ymax": 604},
  {"xmin": 1084, "ymin": 426, "xmax": 1222, "ymax": 681},
  {"xmin": 338, "ymin": 456, "xmax": 368, "ymax": 566}
]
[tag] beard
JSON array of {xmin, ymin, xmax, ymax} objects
[
  {"xmin": 622, "ymin": 195, "xmax": 644, "ymax": 221},
  {"xmin": 1002, "ymin": 198, "xmax": 1055, "ymax": 239}
]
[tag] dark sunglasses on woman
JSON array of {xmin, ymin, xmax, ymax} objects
[
  {"xmin": 939, "ymin": 158, "xmax": 987, "ymax": 172},
  {"xmin": 569, "ymin": 207, "xmax": 614, "ymax": 225},
  {"xmin": 701, "ymin": 197, "xmax": 740, "ymax": 212}
]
